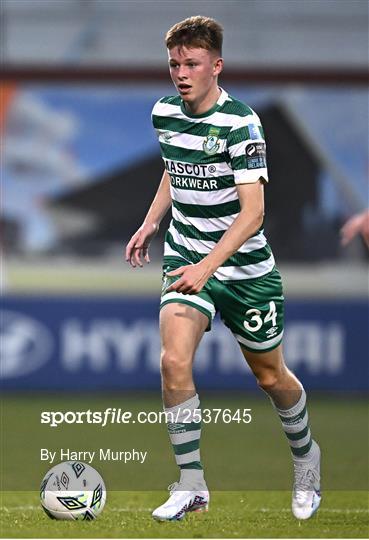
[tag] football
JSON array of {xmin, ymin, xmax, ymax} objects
[{"xmin": 40, "ymin": 461, "xmax": 106, "ymax": 520}]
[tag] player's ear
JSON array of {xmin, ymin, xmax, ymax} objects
[{"xmin": 213, "ymin": 57, "xmax": 223, "ymax": 76}]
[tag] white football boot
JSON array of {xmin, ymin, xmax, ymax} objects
[
  {"xmin": 152, "ymin": 481, "xmax": 209, "ymax": 521},
  {"xmin": 292, "ymin": 440, "xmax": 321, "ymax": 520}
]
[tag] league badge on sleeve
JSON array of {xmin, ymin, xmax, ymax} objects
[
  {"xmin": 245, "ymin": 142, "xmax": 267, "ymax": 169},
  {"xmin": 203, "ymin": 127, "xmax": 220, "ymax": 155}
]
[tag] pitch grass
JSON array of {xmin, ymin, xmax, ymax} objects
[
  {"xmin": 1, "ymin": 394, "xmax": 368, "ymax": 537},
  {"xmin": 1, "ymin": 490, "xmax": 368, "ymax": 538},
  {"xmin": 2, "ymin": 394, "xmax": 368, "ymax": 492}
]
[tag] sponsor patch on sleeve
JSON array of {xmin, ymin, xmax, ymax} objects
[
  {"xmin": 248, "ymin": 123, "xmax": 261, "ymax": 140},
  {"xmin": 245, "ymin": 142, "xmax": 266, "ymax": 169}
]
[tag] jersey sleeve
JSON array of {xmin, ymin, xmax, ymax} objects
[
  {"xmin": 227, "ymin": 114, "xmax": 268, "ymax": 185},
  {"xmin": 151, "ymin": 98, "xmax": 162, "ymax": 129}
]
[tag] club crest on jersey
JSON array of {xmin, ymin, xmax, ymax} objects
[{"xmin": 203, "ymin": 127, "xmax": 220, "ymax": 155}]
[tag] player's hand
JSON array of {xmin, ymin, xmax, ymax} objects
[
  {"xmin": 340, "ymin": 210, "xmax": 369, "ymax": 248},
  {"xmin": 166, "ymin": 262, "xmax": 212, "ymax": 294},
  {"xmin": 125, "ymin": 222, "xmax": 159, "ymax": 268}
]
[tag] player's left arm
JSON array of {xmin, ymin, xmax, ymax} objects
[{"xmin": 166, "ymin": 181, "xmax": 265, "ymax": 294}]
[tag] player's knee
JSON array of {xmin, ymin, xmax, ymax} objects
[
  {"xmin": 160, "ymin": 350, "xmax": 189, "ymax": 382},
  {"xmin": 256, "ymin": 370, "xmax": 280, "ymax": 392}
]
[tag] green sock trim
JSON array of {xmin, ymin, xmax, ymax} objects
[
  {"xmin": 180, "ymin": 461, "xmax": 203, "ymax": 470},
  {"xmin": 173, "ymin": 440, "xmax": 199, "ymax": 455},
  {"xmin": 286, "ymin": 425, "xmax": 310, "ymax": 441},
  {"xmin": 279, "ymin": 405, "xmax": 307, "ymax": 425},
  {"xmin": 291, "ymin": 439, "xmax": 313, "ymax": 457}
]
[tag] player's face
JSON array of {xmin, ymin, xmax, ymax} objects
[{"xmin": 168, "ymin": 46, "xmax": 223, "ymax": 113}]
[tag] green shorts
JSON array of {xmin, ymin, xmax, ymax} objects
[{"xmin": 160, "ymin": 259, "xmax": 284, "ymax": 353}]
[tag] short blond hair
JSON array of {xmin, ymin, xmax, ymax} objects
[{"xmin": 165, "ymin": 16, "xmax": 223, "ymax": 54}]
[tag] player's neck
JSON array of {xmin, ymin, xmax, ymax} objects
[{"xmin": 184, "ymin": 86, "xmax": 221, "ymax": 116}]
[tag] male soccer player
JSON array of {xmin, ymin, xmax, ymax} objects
[{"xmin": 126, "ymin": 15, "xmax": 321, "ymax": 522}]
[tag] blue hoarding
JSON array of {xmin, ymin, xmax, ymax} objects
[{"xmin": 1, "ymin": 296, "xmax": 368, "ymax": 391}]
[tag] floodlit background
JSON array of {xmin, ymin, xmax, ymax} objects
[
  {"xmin": 1, "ymin": 0, "xmax": 368, "ymax": 515},
  {"xmin": 2, "ymin": 1, "xmax": 368, "ymax": 279}
]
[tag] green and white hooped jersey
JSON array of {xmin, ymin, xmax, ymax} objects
[{"xmin": 152, "ymin": 88, "xmax": 275, "ymax": 282}]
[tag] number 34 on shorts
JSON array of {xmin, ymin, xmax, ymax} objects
[{"xmin": 220, "ymin": 268, "xmax": 284, "ymax": 353}]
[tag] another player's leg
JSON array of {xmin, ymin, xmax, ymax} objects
[
  {"xmin": 152, "ymin": 302, "xmax": 210, "ymax": 521},
  {"xmin": 241, "ymin": 344, "xmax": 321, "ymax": 520}
]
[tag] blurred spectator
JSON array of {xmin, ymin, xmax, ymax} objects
[{"xmin": 340, "ymin": 210, "xmax": 369, "ymax": 248}]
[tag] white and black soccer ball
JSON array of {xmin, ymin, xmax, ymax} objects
[{"xmin": 40, "ymin": 461, "xmax": 106, "ymax": 520}]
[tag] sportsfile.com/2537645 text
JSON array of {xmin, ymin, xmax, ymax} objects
[{"xmin": 40, "ymin": 408, "xmax": 253, "ymax": 427}]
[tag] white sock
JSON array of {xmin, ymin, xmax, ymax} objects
[{"xmin": 164, "ymin": 394, "xmax": 204, "ymax": 484}]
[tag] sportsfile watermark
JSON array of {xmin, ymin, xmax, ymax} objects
[{"xmin": 41, "ymin": 407, "xmax": 253, "ymax": 427}]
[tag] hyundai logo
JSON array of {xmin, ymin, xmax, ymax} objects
[{"xmin": 0, "ymin": 310, "xmax": 53, "ymax": 378}]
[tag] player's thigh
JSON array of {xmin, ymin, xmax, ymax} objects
[
  {"xmin": 218, "ymin": 267, "xmax": 284, "ymax": 354},
  {"xmin": 160, "ymin": 302, "xmax": 209, "ymax": 365},
  {"xmin": 160, "ymin": 260, "xmax": 216, "ymax": 364},
  {"xmin": 240, "ymin": 342, "xmax": 286, "ymax": 381},
  {"xmin": 160, "ymin": 303, "xmax": 208, "ymax": 405}
]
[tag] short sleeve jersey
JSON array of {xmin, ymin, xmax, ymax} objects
[{"xmin": 151, "ymin": 88, "xmax": 275, "ymax": 282}]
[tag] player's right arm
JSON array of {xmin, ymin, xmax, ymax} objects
[{"xmin": 125, "ymin": 169, "xmax": 171, "ymax": 268}]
